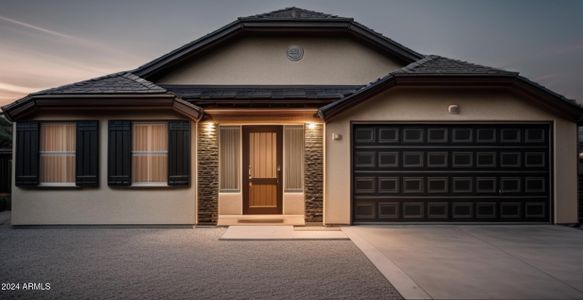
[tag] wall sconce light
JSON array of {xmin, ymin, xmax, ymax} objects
[
  {"xmin": 332, "ymin": 133, "xmax": 342, "ymax": 140},
  {"xmin": 205, "ymin": 122, "xmax": 216, "ymax": 133},
  {"xmin": 306, "ymin": 122, "xmax": 317, "ymax": 130},
  {"xmin": 448, "ymin": 104, "xmax": 460, "ymax": 114}
]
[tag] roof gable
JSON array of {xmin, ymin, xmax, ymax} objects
[
  {"xmin": 318, "ymin": 55, "xmax": 583, "ymax": 121},
  {"xmin": 133, "ymin": 7, "xmax": 424, "ymax": 79},
  {"xmin": 154, "ymin": 34, "xmax": 406, "ymax": 85}
]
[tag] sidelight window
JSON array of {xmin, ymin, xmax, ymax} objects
[
  {"xmin": 284, "ymin": 125, "xmax": 304, "ymax": 192},
  {"xmin": 219, "ymin": 126, "xmax": 241, "ymax": 192}
]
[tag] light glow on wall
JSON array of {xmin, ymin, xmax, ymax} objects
[
  {"xmin": 205, "ymin": 122, "xmax": 216, "ymax": 133},
  {"xmin": 306, "ymin": 122, "xmax": 317, "ymax": 130}
]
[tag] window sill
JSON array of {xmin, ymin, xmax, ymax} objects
[
  {"xmin": 38, "ymin": 183, "xmax": 77, "ymax": 188},
  {"xmin": 130, "ymin": 183, "xmax": 169, "ymax": 188}
]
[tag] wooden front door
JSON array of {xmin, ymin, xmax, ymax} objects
[{"xmin": 242, "ymin": 126, "xmax": 283, "ymax": 214}]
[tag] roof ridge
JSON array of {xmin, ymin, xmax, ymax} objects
[
  {"xmin": 123, "ymin": 72, "xmax": 166, "ymax": 91},
  {"xmin": 430, "ymin": 55, "xmax": 516, "ymax": 74},
  {"xmin": 22, "ymin": 71, "xmax": 166, "ymax": 98},
  {"xmin": 397, "ymin": 55, "xmax": 439, "ymax": 73},
  {"xmin": 393, "ymin": 54, "xmax": 517, "ymax": 75},
  {"xmin": 240, "ymin": 6, "xmax": 347, "ymax": 20}
]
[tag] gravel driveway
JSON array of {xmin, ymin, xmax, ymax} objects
[{"xmin": 0, "ymin": 226, "xmax": 400, "ymax": 299}]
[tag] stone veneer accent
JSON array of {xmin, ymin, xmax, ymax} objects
[
  {"xmin": 197, "ymin": 122, "xmax": 219, "ymax": 224},
  {"xmin": 304, "ymin": 124, "xmax": 324, "ymax": 223}
]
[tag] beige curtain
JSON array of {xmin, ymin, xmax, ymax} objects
[
  {"xmin": 132, "ymin": 122, "xmax": 168, "ymax": 184},
  {"xmin": 219, "ymin": 126, "xmax": 240, "ymax": 192},
  {"xmin": 284, "ymin": 125, "xmax": 304, "ymax": 192},
  {"xmin": 40, "ymin": 123, "xmax": 76, "ymax": 184}
]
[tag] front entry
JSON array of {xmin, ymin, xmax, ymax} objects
[{"xmin": 242, "ymin": 126, "xmax": 283, "ymax": 214}]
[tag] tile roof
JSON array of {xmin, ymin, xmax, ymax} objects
[
  {"xmin": 161, "ymin": 85, "xmax": 361, "ymax": 100},
  {"xmin": 340, "ymin": 55, "xmax": 519, "ymax": 100},
  {"xmin": 240, "ymin": 7, "xmax": 348, "ymax": 20},
  {"xmin": 33, "ymin": 72, "xmax": 166, "ymax": 95},
  {"xmin": 1, "ymin": 72, "xmax": 169, "ymax": 115},
  {"xmin": 318, "ymin": 55, "xmax": 582, "ymax": 121},
  {"xmin": 395, "ymin": 55, "xmax": 517, "ymax": 75}
]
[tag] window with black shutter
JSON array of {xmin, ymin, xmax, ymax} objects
[
  {"xmin": 15, "ymin": 120, "xmax": 100, "ymax": 187},
  {"xmin": 107, "ymin": 119, "xmax": 191, "ymax": 187}
]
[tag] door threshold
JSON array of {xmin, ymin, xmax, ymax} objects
[{"xmin": 238, "ymin": 218, "xmax": 284, "ymax": 224}]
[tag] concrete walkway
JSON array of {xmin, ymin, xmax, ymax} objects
[
  {"xmin": 344, "ymin": 225, "xmax": 583, "ymax": 300},
  {"xmin": 221, "ymin": 225, "xmax": 348, "ymax": 240}
]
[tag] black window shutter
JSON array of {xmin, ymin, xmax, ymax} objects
[
  {"xmin": 168, "ymin": 120, "xmax": 191, "ymax": 186},
  {"xmin": 15, "ymin": 122, "xmax": 40, "ymax": 186},
  {"xmin": 76, "ymin": 121, "xmax": 99, "ymax": 186},
  {"xmin": 108, "ymin": 121, "xmax": 132, "ymax": 186}
]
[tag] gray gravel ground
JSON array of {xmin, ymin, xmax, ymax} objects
[{"xmin": 0, "ymin": 227, "xmax": 401, "ymax": 300}]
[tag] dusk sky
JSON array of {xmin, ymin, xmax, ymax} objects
[{"xmin": 1, "ymin": 0, "xmax": 582, "ymax": 108}]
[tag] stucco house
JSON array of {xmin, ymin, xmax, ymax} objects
[{"xmin": 2, "ymin": 7, "xmax": 582, "ymax": 225}]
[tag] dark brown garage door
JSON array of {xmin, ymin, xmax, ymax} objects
[{"xmin": 352, "ymin": 123, "xmax": 551, "ymax": 222}]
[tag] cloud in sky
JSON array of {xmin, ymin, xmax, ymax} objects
[
  {"xmin": 0, "ymin": 15, "xmax": 85, "ymax": 41},
  {"xmin": 0, "ymin": 13, "xmax": 142, "ymax": 106}
]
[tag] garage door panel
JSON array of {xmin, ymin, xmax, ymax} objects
[
  {"xmin": 352, "ymin": 124, "xmax": 551, "ymax": 222},
  {"xmin": 354, "ymin": 198, "xmax": 550, "ymax": 222}
]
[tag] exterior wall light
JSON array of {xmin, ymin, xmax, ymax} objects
[
  {"xmin": 448, "ymin": 104, "xmax": 460, "ymax": 114},
  {"xmin": 306, "ymin": 122, "xmax": 317, "ymax": 130},
  {"xmin": 205, "ymin": 122, "xmax": 216, "ymax": 133}
]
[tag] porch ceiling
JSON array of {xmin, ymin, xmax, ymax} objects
[{"xmin": 203, "ymin": 108, "xmax": 321, "ymax": 123}]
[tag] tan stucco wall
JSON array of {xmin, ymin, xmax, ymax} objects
[
  {"xmin": 283, "ymin": 193, "xmax": 305, "ymax": 215},
  {"xmin": 219, "ymin": 193, "xmax": 242, "ymax": 215},
  {"xmin": 218, "ymin": 192, "xmax": 305, "ymax": 215},
  {"xmin": 11, "ymin": 110, "xmax": 197, "ymax": 225},
  {"xmin": 156, "ymin": 36, "xmax": 404, "ymax": 85},
  {"xmin": 324, "ymin": 87, "xmax": 579, "ymax": 224}
]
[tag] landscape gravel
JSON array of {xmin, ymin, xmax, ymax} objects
[{"xmin": 0, "ymin": 226, "xmax": 401, "ymax": 299}]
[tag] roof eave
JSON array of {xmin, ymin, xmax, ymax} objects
[
  {"xmin": 133, "ymin": 20, "xmax": 244, "ymax": 77},
  {"xmin": 2, "ymin": 93, "xmax": 203, "ymax": 121}
]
